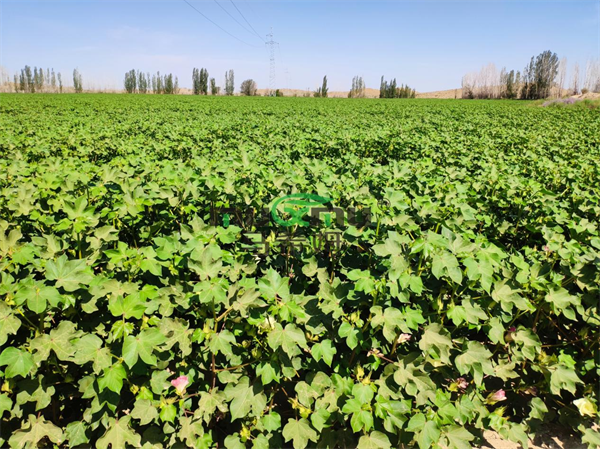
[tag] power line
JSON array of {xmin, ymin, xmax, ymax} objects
[
  {"xmin": 213, "ymin": 0, "xmax": 264, "ymax": 42},
  {"xmin": 182, "ymin": 0, "xmax": 261, "ymax": 48},
  {"xmin": 266, "ymin": 28, "xmax": 277, "ymax": 95},
  {"xmin": 229, "ymin": 0, "xmax": 264, "ymax": 42}
]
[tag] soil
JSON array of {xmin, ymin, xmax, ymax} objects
[{"xmin": 481, "ymin": 428, "xmax": 586, "ymax": 449}]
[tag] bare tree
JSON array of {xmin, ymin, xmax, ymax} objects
[
  {"xmin": 583, "ymin": 59, "xmax": 600, "ymax": 93},
  {"xmin": 240, "ymin": 79, "xmax": 257, "ymax": 96},
  {"xmin": 556, "ymin": 57, "xmax": 567, "ymax": 97},
  {"xmin": 570, "ymin": 62, "xmax": 580, "ymax": 95},
  {"xmin": 349, "ymin": 76, "xmax": 366, "ymax": 98}
]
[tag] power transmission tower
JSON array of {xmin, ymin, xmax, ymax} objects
[{"xmin": 266, "ymin": 28, "xmax": 277, "ymax": 96}]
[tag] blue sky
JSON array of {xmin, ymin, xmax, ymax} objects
[{"xmin": 1, "ymin": 0, "xmax": 599, "ymax": 92}]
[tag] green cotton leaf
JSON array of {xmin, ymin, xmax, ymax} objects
[
  {"xmin": 232, "ymin": 288, "xmax": 265, "ymax": 316},
  {"xmin": 491, "ymin": 280, "xmax": 533, "ymax": 313},
  {"xmin": 582, "ymin": 428, "xmax": 600, "ymax": 448},
  {"xmin": 178, "ymin": 416, "xmax": 206, "ymax": 448},
  {"xmin": 15, "ymin": 376, "xmax": 55, "ymax": 410},
  {"xmin": 150, "ymin": 370, "xmax": 172, "ymax": 395},
  {"xmin": 454, "ymin": 341, "xmax": 494, "ymax": 386},
  {"xmin": 394, "ymin": 361, "xmax": 436, "ymax": 406},
  {"xmin": 45, "ymin": 255, "xmax": 94, "ymax": 292},
  {"xmin": 282, "ymin": 418, "xmax": 318, "ymax": 449},
  {"xmin": 311, "ymin": 339, "xmax": 337, "ymax": 366},
  {"xmin": 0, "ymin": 347, "xmax": 34, "ymax": 378},
  {"xmin": 446, "ymin": 305, "xmax": 468, "ymax": 326},
  {"xmin": 96, "ymin": 416, "xmax": 141, "ymax": 449},
  {"xmin": 209, "ymin": 329, "xmax": 236, "ymax": 357},
  {"xmin": 252, "ymin": 434, "xmax": 269, "ymax": 449},
  {"xmin": 416, "ymin": 420, "xmax": 440, "ymax": 449},
  {"xmin": 431, "ymin": 251, "xmax": 462, "ymax": 284},
  {"xmin": 487, "ymin": 317, "xmax": 505, "ymax": 344},
  {"xmin": 261, "ymin": 412, "xmax": 282, "ymax": 432},
  {"xmin": 406, "ymin": 413, "xmax": 426, "ymax": 432},
  {"xmin": 194, "ymin": 279, "xmax": 228, "ymax": 305},
  {"xmin": 310, "ymin": 408, "xmax": 330, "ymax": 432},
  {"xmin": 347, "ymin": 269, "xmax": 375, "ymax": 293},
  {"xmin": 338, "ymin": 322, "xmax": 360, "ymax": 349},
  {"xmin": 463, "ymin": 256, "xmax": 494, "ymax": 293},
  {"xmin": 0, "ymin": 302, "xmax": 21, "ymax": 346},
  {"xmin": 352, "ymin": 383, "xmax": 375, "ymax": 404},
  {"xmin": 30, "ymin": 320, "xmax": 80, "ymax": 363},
  {"xmin": 301, "ymin": 257, "xmax": 318, "ymax": 278},
  {"xmin": 378, "ymin": 307, "xmax": 404, "ymax": 342},
  {"xmin": 529, "ymin": 397, "xmax": 548, "ymax": 420},
  {"xmin": 443, "ymin": 425, "xmax": 475, "ymax": 449},
  {"xmin": 295, "ymin": 381, "xmax": 318, "ymax": 407},
  {"xmin": 0, "ymin": 394, "xmax": 13, "ymax": 417},
  {"xmin": 545, "ymin": 288, "xmax": 580, "ymax": 317},
  {"xmin": 16, "ymin": 284, "xmax": 61, "ymax": 314},
  {"xmin": 461, "ymin": 299, "xmax": 488, "ymax": 324},
  {"xmin": 258, "ymin": 268, "xmax": 290, "ymax": 300},
  {"xmin": 373, "ymin": 231, "xmax": 405, "ymax": 257},
  {"xmin": 224, "ymin": 434, "xmax": 245, "ymax": 449},
  {"xmin": 403, "ymin": 307, "xmax": 426, "ymax": 330},
  {"xmin": 72, "ymin": 334, "xmax": 106, "ymax": 365},
  {"xmin": 189, "ymin": 244, "xmax": 222, "ymax": 280},
  {"xmin": 549, "ymin": 364, "xmax": 583, "ymax": 396},
  {"xmin": 357, "ymin": 431, "xmax": 392, "ymax": 449},
  {"xmin": 8, "ymin": 414, "xmax": 64, "ymax": 449},
  {"xmin": 507, "ymin": 423, "xmax": 529, "ymax": 449},
  {"xmin": 108, "ymin": 294, "xmax": 147, "ymax": 320},
  {"xmin": 98, "ymin": 363, "xmax": 127, "ymax": 394},
  {"xmin": 131, "ymin": 399, "xmax": 159, "ymax": 425},
  {"xmin": 351, "ymin": 409, "xmax": 374, "ymax": 433},
  {"xmin": 224, "ymin": 376, "xmax": 267, "ymax": 421},
  {"xmin": 159, "ymin": 403, "xmax": 177, "ymax": 422},
  {"xmin": 256, "ymin": 361, "xmax": 280, "ymax": 385},
  {"xmin": 65, "ymin": 421, "xmax": 89, "ymax": 447},
  {"xmin": 122, "ymin": 328, "xmax": 166, "ymax": 367},
  {"xmin": 0, "ymin": 228, "xmax": 22, "ymax": 255},
  {"xmin": 418, "ymin": 323, "xmax": 453, "ymax": 365},
  {"xmin": 267, "ymin": 323, "xmax": 307, "ymax": 357},
  {"xmin": 512, "ymin": 328, "xmax": 541, "ymax": 361},
  {"xmin": 160, "ymin": 317, "xmax": 193, "ymax": 357},
  {"xmin": 197, "ymin": 389, "xmax": 228, "ymax": 424},
  {"xmin": 342, "ymin": 398, "xmax": 363, "ymax": 415}
]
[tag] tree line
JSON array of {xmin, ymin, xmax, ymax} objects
[
  {"xmin": 379, "ymin": 76, "xmax": 416, "ymax": 98},
  {"xmin": 10, "ymin": 65, "xmax": 75, "ymax": 93},
  {"xmin": 124, "ymin": 70, "xmax": 179, "ymax": 94},
  {"xmin": 462, "ymin": 51, "xmax": 600, "ymax": 100}
]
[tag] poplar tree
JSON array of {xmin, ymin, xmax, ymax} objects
[
  {"xmin": 210, "ymin": 78, "xmax": 219, "ymax": 95},
  {"xmin": 225, "ymin": 70, "xmax": 235, "ymax": 95},
  {"xmin": 192, "ymin": 68, "xmax": 200, "ymax": 95},
  {"xmin": 124, "ymin": 69, "xmax": 137, "ymax": 93},
  {"xmin": 51, "ymin": 69, "xmax": 56, "ymax": 92},
  {"xmin": 73, "ymin": 69, "xmax": 83, "ymax": 93},
  {"xmin": 200, "ymin": 68, "xmax": 208, "ymax": 95},
  {"xmin": 321, "ymin": 76, "xmax": 328, "ymax": 98}
]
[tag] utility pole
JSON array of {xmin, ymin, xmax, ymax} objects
[{"xmin": 266, "ymin": 28, "xmax": 277, "ymax": 96}]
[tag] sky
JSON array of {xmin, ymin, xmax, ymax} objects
[{"xmin": 1, "ymin": 0, "xmax": 599, "ymax": 92}]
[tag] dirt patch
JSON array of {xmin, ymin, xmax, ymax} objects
[{"xmin": 481, "ymin": 428, "xmax": 586, "ymax": 449}]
